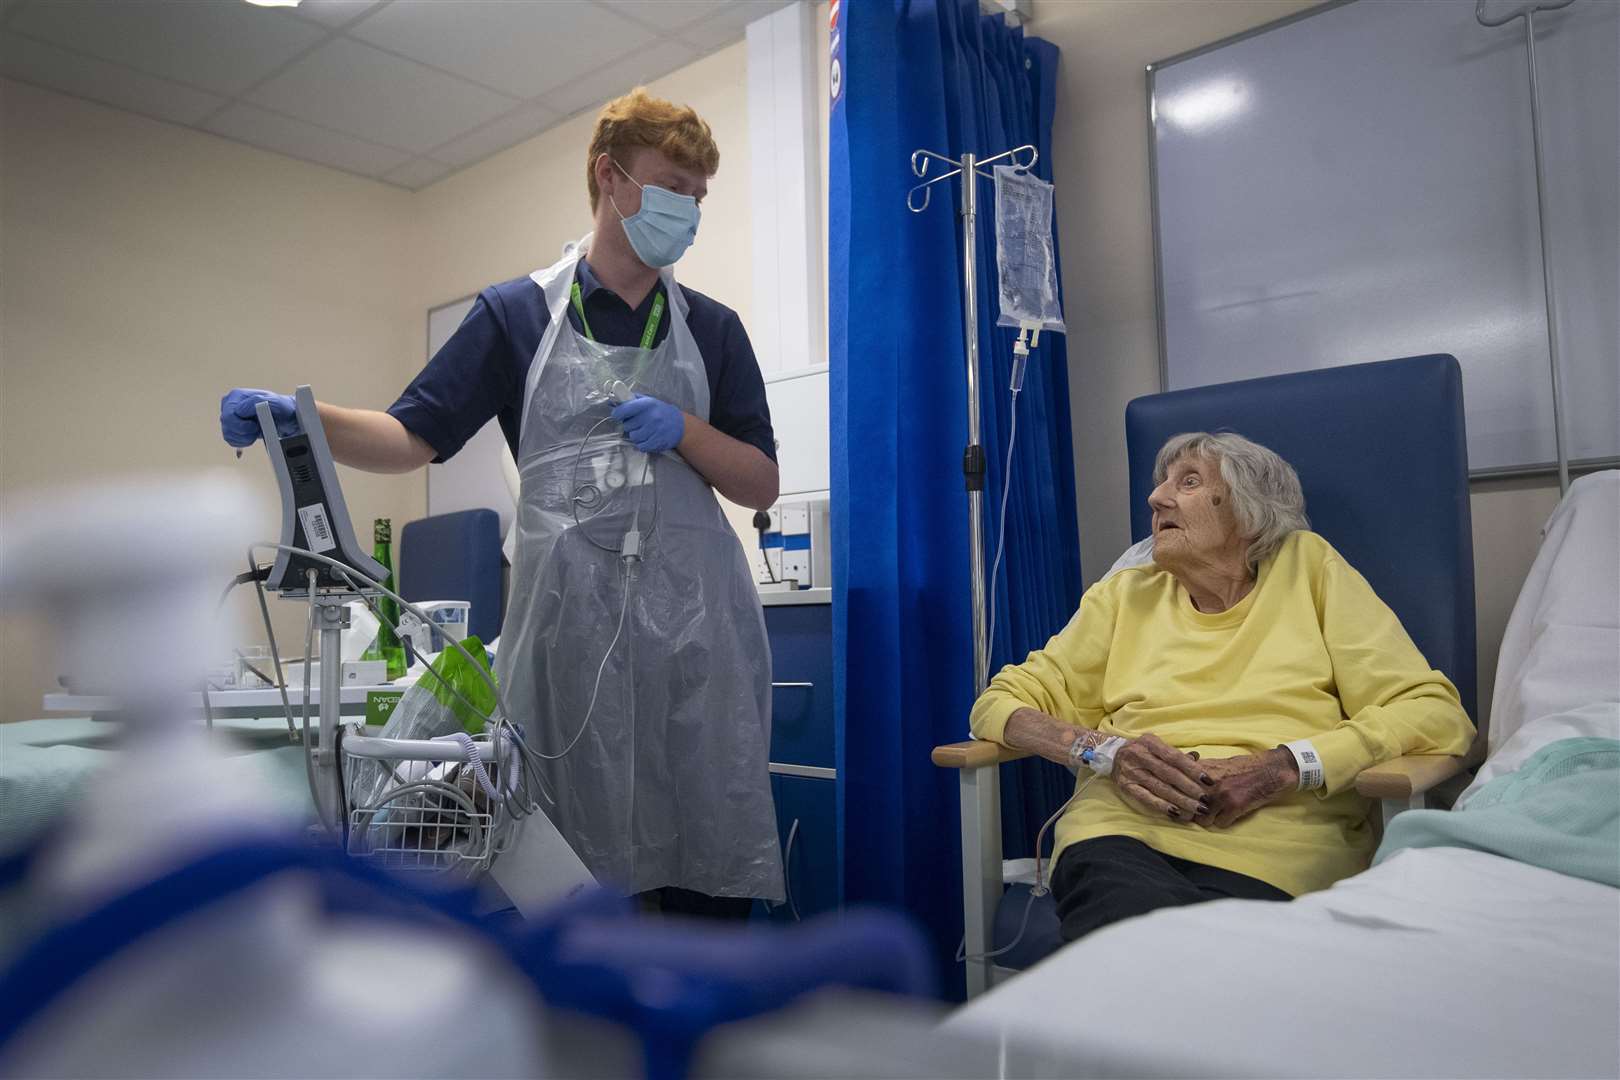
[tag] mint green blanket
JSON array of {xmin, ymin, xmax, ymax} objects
[{"xmin": 1375, "ymin": 737, "xmax": 1620, "ymax": 888}]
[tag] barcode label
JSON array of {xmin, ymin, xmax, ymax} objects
[{"xmin": 297, "ymin": 504, "xmax": 336, "ymax": 553}]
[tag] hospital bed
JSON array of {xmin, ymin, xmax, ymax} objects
[
  {"xmin": 935, "ymin": 354, "xmax": 1480, "ymax": 991},
  {"xmin": 945, "ymin": 469, "xmax": 1620, "ymax": 1078}
]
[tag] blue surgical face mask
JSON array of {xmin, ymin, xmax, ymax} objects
[{"xmin": 608, "ymin": 158, "xmax": 700, "ymax": 269}]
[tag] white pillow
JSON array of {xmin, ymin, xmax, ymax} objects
[
  {"xmin": 1459, "ymin": 471, "xmax": 1620, "ymax": 805},
  {"xmin": 1104, "ymin": 536, "xmax": 1155, "ymax": 579},
  {"xmin": 1486, "ymin": 473, "xmax": 1619, "ymax": 744}
]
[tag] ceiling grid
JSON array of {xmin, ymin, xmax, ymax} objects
[{"xmin": 1, "ymin": 0, "xmax": 792, "ymax": 189}]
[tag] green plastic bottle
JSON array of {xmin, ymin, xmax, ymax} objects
[{"xmin": 362, "ymin": 518, "xmax": 407, "ymax": 681}]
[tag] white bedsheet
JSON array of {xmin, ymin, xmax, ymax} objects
[{"xmin": 950, "ymin": 846, "xmax": 1620, "ymax": 1078}]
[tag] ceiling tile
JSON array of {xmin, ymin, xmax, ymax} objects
[
  {"xmin": 427, "ymin": 100, "xmax": 562, "ymax": 168},
  {"xmin": 0, "ymin": 32, "xmax": 226, "ymax": 126},
  {"xmin": 9, "ymin": 0, "xmax": 326, "ymax": 96},
  {"xmin": 247, "ymin": 37, "xmax": 516, "ymax": 154},
  {"xmin": 538, "ymin": 39, "xmax": 699, "ymax": 120},
  {"xmin": 601, "ymin": 0, "xmax": 733, "ymax": 33},
  {"xmin": 292, "ymin": 0, "xmax": 384, "ymax": 29},
  {"xmin": 384, "ymin": 157, "xmax": 454, "ymax": 189},
  {"xmin": 677, "ymin": 0, "xmax": 793, "ymax": 53},
  {"xmin": 204, "ymin": 102, "xmax": 411, "ymax": 177},
  {"xmin": 348, "ymin": 0, "xmax": 655, "ymax": 100}
]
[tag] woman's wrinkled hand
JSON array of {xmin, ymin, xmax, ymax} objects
[
  {"xmin": 1199, "ymin": 749, "xmax": 1300, "ymax": 828},
  {"xmin": 1113, "ymin": 733, "xmax": 1215, "ymax": 823}
]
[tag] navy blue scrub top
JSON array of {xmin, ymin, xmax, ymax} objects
[{"xmin": 387, "ymin": 259, "xmax": 776, "ymax": 465}]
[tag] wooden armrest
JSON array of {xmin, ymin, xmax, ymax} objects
[
  {"xmin": 1354, "ymin": 754, "xmax": 1467, "ymax": 800},
  {"xmin": 931, "ymin": 740, "xmax": 1032, "ymax": 769}
]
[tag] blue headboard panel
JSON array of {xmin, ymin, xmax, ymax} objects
[
  {"xmin": 398, "ymin": 509, "xmax": 504, "ymax": 643},
  {"xmin": 1125, "ymin": 354, "xmax": 1477, "ymax": 722}
]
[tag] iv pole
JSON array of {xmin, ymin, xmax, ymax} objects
[
  {"xmin": 907, "ymin": 143, "xmax": 1038, "ymax": 696},
  {"xmin": 907, "ymin": 144, "xmax": 1038, "ymax": 1001},
  {"xmin": 1477, "ymin": 0, "xmax": 1577, "ymax": 495}
]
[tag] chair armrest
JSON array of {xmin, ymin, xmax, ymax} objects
[
  {"xmin": 931, "ymin": 740, "xmax": 1032, "ymax": 769},
  {"xmin": 1354, "ymin": 754, "xmax": 1467, "ymax": 800}
]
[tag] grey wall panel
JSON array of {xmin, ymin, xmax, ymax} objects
[{"xmin": 1151, "ymin": 0, "xmax": 1617, "ymax": 472}]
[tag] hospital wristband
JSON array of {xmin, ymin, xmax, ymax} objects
[{"xmin": 1280, "ymin": 739, "xmax": 1325, "ymax": 790}]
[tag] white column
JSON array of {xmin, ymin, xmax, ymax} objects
[{"xmin": 747, "ymin": 1, "xmax": 825, "ymax": 378}]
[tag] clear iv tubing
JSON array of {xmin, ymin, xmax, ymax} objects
[
  {"xmin": 985, "ymin": 332, "xmax": 1031, "ymax": 677},
  {"xmin": 985, "ymin": 391, "xmax": 1019, "ymax": 664},
  {"xmin": 957, "ymin": 772, "xmax": 1095, "ymax": 964}
]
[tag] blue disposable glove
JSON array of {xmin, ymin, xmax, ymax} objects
[
  {"xmin": 611, "ymin": 394, "xmax": 686, "ymax": 454},
  {"xmin": 220, "ymin": 388, "xmax": 298, "ymax": 448}
]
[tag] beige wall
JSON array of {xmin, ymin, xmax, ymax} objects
[
  {"xmin": 405, "ymin": 41, "xmax": 767, "ymax": 544},
  {"xmin": 408, "ymin": 43, "xmax": 754, "ymax": 326},
  {"xmin": 1033, "ymin": 0, "xmax": 1563, "ymax": 731},
  {"xmin": 1, "ymin": 2, "xmax": 1565, "ymax": 734},
  {"xmin": 0, "ymin": 42, "xmax": 768, "ymax": 722},
  {"xmin": 0, "ymin": 79, "xmax": 426, "ymax": 722}
]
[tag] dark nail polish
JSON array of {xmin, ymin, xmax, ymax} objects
[
  {"xmin": 1199, "ymin": 795, "xmax": 1212, "ymax": 809},
  {"xmin": 1189, "ymin": 751, "xmax": 1201, "ymax": 761},
  {"xmin": 1168, "ymin": 807, "xmax": 1181, "ymax": 819},
  {"xmin": 1201, "ymin": 774, "xmax": 1214, "ymax": 786}
]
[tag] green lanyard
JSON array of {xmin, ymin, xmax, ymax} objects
[{"xmin": 570, "ymin": 281, "xmax": 666, "ymax": 351}]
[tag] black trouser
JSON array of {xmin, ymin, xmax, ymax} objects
[
  {"xmin": 1051, "ymin": 835, "xmax": 1291, "ymax": 942},
  {"xmin": 636, "ymin": 886, "xmax": 754, "ymax": 921}
]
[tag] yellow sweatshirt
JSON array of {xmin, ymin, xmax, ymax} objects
[{"xmin": 970, "ymin": 531, "xmax": 1474, "ymax": 897}]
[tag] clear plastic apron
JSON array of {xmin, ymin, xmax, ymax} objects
[{"xmin": 495, "ymin": 236, "xmax": 783, "ymax": 901}]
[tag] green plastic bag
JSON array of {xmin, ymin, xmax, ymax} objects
[{"xmin": 421, "ymin": 635, "xmax": 497, "ymax": 735}]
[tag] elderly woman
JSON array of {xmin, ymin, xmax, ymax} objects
[{"xmin": 971, "ymin": 432, "xmax": 1474, "ymax": 942}]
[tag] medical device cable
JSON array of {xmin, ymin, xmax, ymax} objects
[
  {"xmin": 956, "ymin": 773, "xmax": 1095, "ymax": 964},
  {"xmin": 249, "ymin": 541, "xmax": 654, "ymax": 844},
  {"xmin": 536, "ymin": 547, "xmax": 632, "ymax": 761},
  {"xmin": 438, "ymin": 732, "xmax": 502, "ymax": 802},
  {"xmin": 350, "ymin": 778, "xmax": 486, "ymax": 858},
  {"xmin": 783, "ymin": 817, "xmax": 801, "ymax": 921},
  {"xmin": 247, "ymin": 554, "xmax": 300, "ymax": 742},
  {"xmin": 329, "ymin": 563, "xmax": 538, "ymax": 820},
  {"xmin": 247, "ymin": 544, "xmax": 531, "ymax": 830},
  {"xmin": 533, "ymin": 451, "xmax": 651, "ymax": 762},
  {"xmin": 249, "ymin": 544, "xmax": 510, "ymax": 734},
  {"xmin": 199, "ymin": 575, "xmax": 252, "ymax": 735},
  {"xmin": 571, "ymin": 414, "xmax": 660, "ymax": 554},
  {"xmin": 241, "ymin": 545, "xmax": 538, "ymax": 858},
  {"xmin": 751, "ymin": 511, "xmax": 781, "ymax": 584},
  {"xmin": 298, "ymin": 568, "xmax": 334, "ymax": 830}
]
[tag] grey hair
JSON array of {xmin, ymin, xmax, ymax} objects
[{"xmin": 1153, "ymin": 432, "xmax": 1309, "ymax": 571}]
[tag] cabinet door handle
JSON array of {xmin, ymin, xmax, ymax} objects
[{"xmin": 771, "ymin": 681, "xmax": 813, "ymax": 689}]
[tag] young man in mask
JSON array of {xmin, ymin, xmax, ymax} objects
[{"xmin": 220, "ymin": 88, "xmax": 784, "ymax": 919}]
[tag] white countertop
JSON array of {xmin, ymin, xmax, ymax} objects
[
  {"xmin": 759, "ymin": 586, "xmax": 831, "ymax": 607},
  {"xmin": 43, "ymin": 684, "xmax": 400, "ymax": 718}
]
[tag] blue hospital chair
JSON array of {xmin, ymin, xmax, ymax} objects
[
  {"xmin": 397, "ymin": 509, "xmax": 504, "ymax": 643},
  {"xmin": 934, "ymin": 354, "xmax": 1478, "ymax": 995}
]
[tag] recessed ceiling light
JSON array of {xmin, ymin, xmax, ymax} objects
[{"xmin": 244, "ymin": 0, "xmax": 301, "ymax": 8}]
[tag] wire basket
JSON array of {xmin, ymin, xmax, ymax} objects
[{"xmin": 342, "ymin": 730, "xmax": 515, "ymax": 876}]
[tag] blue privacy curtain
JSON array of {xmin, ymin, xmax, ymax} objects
[{"xmin": 829, "ymin": 0, "xmax": 1081, "ymax": 992}]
